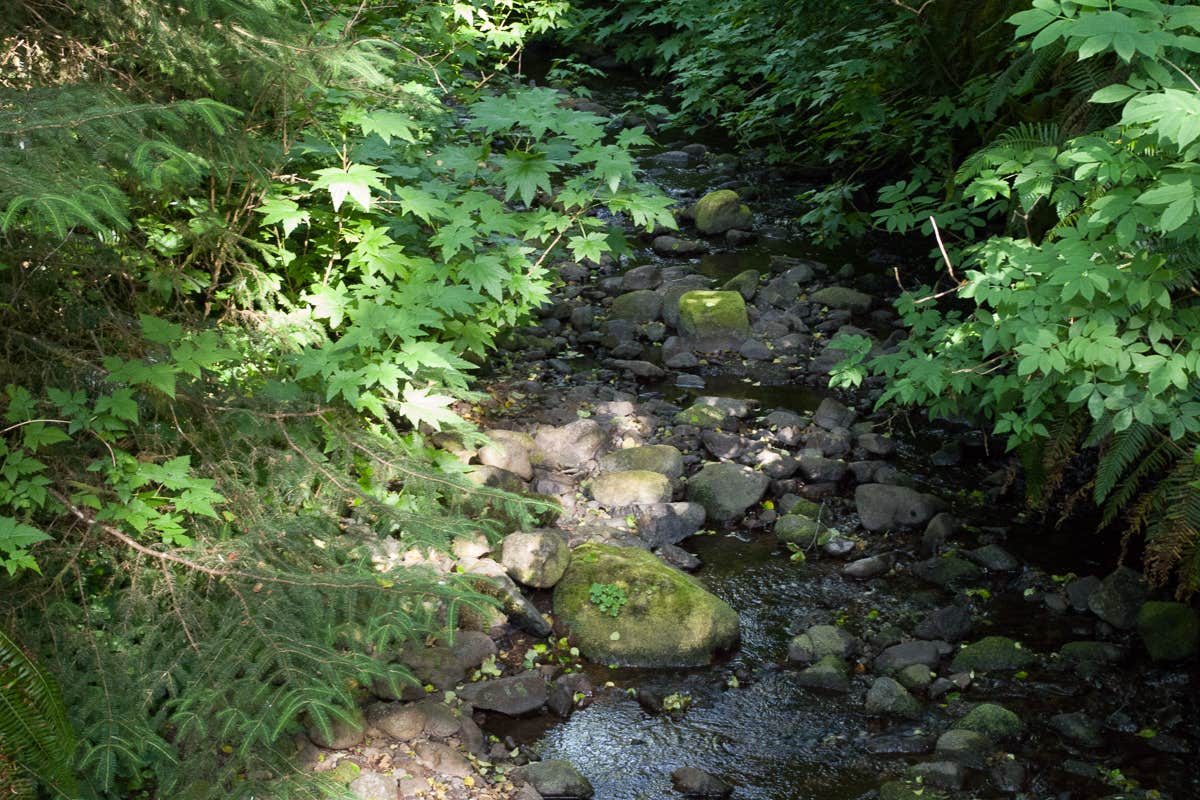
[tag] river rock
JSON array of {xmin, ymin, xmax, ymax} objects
[
  {"xmin": 813, "ymin": 397, "xmax": 856, "ymax": 430},
  {"xmin": 753, "ymin": 448, "xmax": 798, "ymax": 478},
  {"xmin": 548, "ymin": 672, "xmax": 593, "ymax": 718},
  {"xmin": 607, "ymin": 359, "xmax": 665, "ymax": 379},
  {"xmin": 739, "ymin": 339, "xmax": 773, "ymax": 360},
  {"xmin": 671, "ymin": 767, "xmax": 733, "ymax": 798},
  {"xmin": 552, "ymin": 543, "xmax": 739, "ymax": 667},
  {"xmin": 622, "ymin": 264, "xmax": 662, "ymax": 291},
  {"xmin": 1058, "ymin": 640, "xmax": 1123, "ymax": 667},
  {"xmin": 897, "ymin": 663, "xmax": 934, "ymax": 691},
  {"xmin": 921, "ymin": 512, "xmax": 960, "ymax": 555},
  {"xmin": 907, "ymin": 761, "xmax": 964, "ymax": 791},
  {"xmin": 694, "ymin": 189, "xmax": 753, "ymax": 234},
  {"xmin": 591, "ymin": 470, "xmax": 673, "ymax": 507},
  {"xmin": 414, "ymin": 741, "xmax": 473, "ymax": 778},
  {"xmin": 515, "ymin": 760, "xmax": 594, "ymax": 799},
  {"xmin": 843, "ymin": 553, "xmax": 894, "ymax": 580},
  {"xmin": 788, "ymin": 624, "xmax": 856, "ymax": 663},
  {"xmin": 1065, "ymin": 574, "xmax": 1101, "ymax": 611},
  {"xmin": 653, "ymin": 235, "xmax": 707, "ymax": 256},
  {"xmin": 478, "ymin": 429, "xmax": 536, "ymax": 480},
  {"xmin": 598, "ymin": 444, "xmax": 685, "ymax": 481},
  {"xmin": 465, "ymin": 559, "xmax": 552, "ymax": 636},
  {"xmin": 914, "ymin": 605, "xmax": 973, "ymax": 642},
  {"xmin": 349, "ymin": 770, "xmax": 396, "ymax": 800},
  {"xmin": 966, "ymin": 544, "xmax": 1019, "ymax": 572},
  {"xmin": 501, "ymin": 529, "xmax": 572, "ymax": 588},
  {"xmin": 775, "ymin": 512, "xmax": 826, "ymax": 545},
  {"xmin": 1137, "ymin": 601, "xmax": 1200, "ymax": 661},
  {"xmin": 459, "ymin": 671, "xmax": 549, "ymax": 716},
  {"xmin": 810, "ymin": 286, "xmax": 873, "ymax": 313},
  {"xmin": 950, "ymin": 636, "xmax": 1035, "ymax": 672},
  {"xmin": 633, "ymin": 502, "xmax": 707, "ymax": 546},
  {"xmin": 874, "ymin": 640, "xmax": 946, "ymax": 674},
  {"xmin": 805, "ymin": 428, "xmax": 852, "ymax": 458},
  {"xmin": 865, "ymin": 676, "xmax": 922, "ymax": 719},
  {"xmin": 856, "ymin": 432, "xmax": 895, "ymax": 457},
  {"xmin": 956, "ymin": 703, "xmax": 1022, "ymax": 740},
  {"xmin": 796, "ymin": 655, "xmax": 850, "ymax": 692},
  {"xmin": 611, "ymin": 290, "xmax": 663, "ymax": 323},
  {"xmin": 1050, "ymin": 712, "xmax": 1104, "ymax": 747},
  {"xmin": 701, "ymin": 430, "xmax": 748, "ymax": 460},
  {"xmin": 934, "ymin": 729, "xmax": 992, "ymax": 768},
  {"xmin": 687, "ymin": 462, "xmax": 769, "ymax": 522},
  {"xmin": 856, "ymin": 484, "xmax": 945, "ymax": 530},
  {"xmin": 797, "ymin": 450, "xmax": 848, "ymax": 483},
  {"xmin": 306, "ymin": 705, "xmax": 364, "ymax": 749},
  {"xmin": 678, "ymin": 290, "xmax": 750, "ymax": 347},
  {"xmin": 910, "ymin": 556, "xmax": 983, "ymax": 589},
  {"xmin": 675, "ymin": 403, "xmax": 729, "ymax": 429},
  {"xmin": 655, "ymin": 543, "xmax": 701, "ymax": 571},
  {"xmin": 535, "ymin": 419, "xmax": 607, "ymax": 470},
  {"xmin": 466, "ymin": 465, "xmax": 527, "ymax": 492},
  {"xmin": 1088, "ymin": 566, "xmax": 1146, "ymax": 629},
  {"xmin": 722, "ymin": 269, "xmax": 760, "ymax": 300}
]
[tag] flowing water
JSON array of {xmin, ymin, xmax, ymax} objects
[{"xmin": 483, "ymin": 73, "xmax": 1200, "ymax": 800}]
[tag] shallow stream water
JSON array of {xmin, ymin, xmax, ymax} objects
[{"xmin": 481, "ymin": 76, "xmax": 1199, "ymax": 800}]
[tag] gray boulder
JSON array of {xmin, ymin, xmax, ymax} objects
[
  {"xmin": 349, "ymin": 770, "xmax": 396, "ymax": 800},
  {"xmin": 459, "ymin": 671, "xmax": 549, "ymax": 716},
  {"xmin": 813, "ymin": 397, "xmax": 856, "ymax": 430},
  {"xmin": 788, "ymin": 624, "xmax": 855, "ymax": 663},
  {"xmin": 501, "ymin": 529, "xmax": 572, "ymax": 589},
  {"xmin": 515, "ymin": 760, "xmax": 594, "ymax": 799},
  {"xmin": 693, "ymin": 190, "xmax": 753, "ymax": 234},
  {"xmin": 796, "ymin": 655, "xmax": 850, "ymax": 692},
  {"xmin": 950, "ymin": 636, "xmax": 1035, "ymax": 673},
  {"xmin": 478, "ymin": 429, "xmax": 536, "ymax": 480},
  {"xmin": 687, "ymin": 462, "xmax": 769, "ymax": 522},
  {"xmin": 810, "ymin": 286, "xmax": 873, "ymax": 313},
  {"xmin": 591, "ymin": 470, "xmax": 673, "ymax": 507},
  {"xmin": 535, "ymin": 420, "xmax": 607, "ymax": 470},
  {"xmin": 956, "ymin": 702, "xmax": 1022, "ymax": 740},
  {"xmin": 598, "ymin": 445, "xmax": 685, "ymax": 481},
  {"xmin": 856, "ymin": 484, "xmax": 946, "ymax": 530},
  {"xmin": 934, "ymin": 729, "xmax": 992, "ymax": 768},
  {"xmin": 874, "ymin": 640, "xmax": 946, "ymax": 674},
  {"xmin": 671, "ymin": 767, "xmax": 733, "ymax": 798},
  {"xmin": 634, "ymin": 502, "xmax": 707, "ymax": 546},
  {"xmin": 1137, "ymin": 601, "xmax": 1200, "ymax": 661},
  {"xmin": 1088, "ymin": 566, "xmax": 1147, "ymax": 629},
  {"xmin": 865, "ymin": 676, "xmax": 922, "ymax": 719},
  {"xmin": 914, "ymin": 605, "xmax": 973, "ymax": 642},
  {"xmin": 610, "ymin": 290, "xmax": 663, "ymax": 323}
]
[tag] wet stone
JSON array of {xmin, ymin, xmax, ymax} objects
[
  {"xmin": 796, "ymin": 655, "xmax": 851, "ymax": 692},
  {"xmin": 1088, "ymin": 566, "xmax": 1147, "ymax": 629},
  {"xmin": 934, "ymin": 729, "xmax": 993, "ymax": 768},
  {"xmin": 966, "ymin": 544, "xmax": 1019, "ymax": 572},
  {"xmin": 788, "ymin": 624, "xmax": 856, "ymax": 663},
  {"xmin": 911, "ymin": 556, "xmax": 983, "ymax": 589},
  {"xmin": 956, "ymin": 702, "xmax": 1023, "ymax": 740},
  {"xmin": 1065, "ymin": 574, "xmax": 1102, "ymax": 612},
  {"xmin": 914, "ymin": 605, "xmax": 973, "ymax": 643},
  {"xmin": 843, "ymin": 553, "xmax": 894, "ymax": 580},
  {"xmin": 865, "ymin": 676, "xmax": 922, "ymax": 719},
  {"xmin": 950, "ymin": 636, "xmax": 1035, "ymax": 673},
  {"xmin": 671, "ymin": 767, "xmax": 733, "ymax": 798},
  {"xmin": 515, "ymin": 760, "xmax": 595, "ymax": 799},
  {"xmin": 1050, "ymin": 712, "xmax": 1104, "ymax": 747},
  {"xmin": 874, "ymin": 640, "xmax": 946, "ymax": 674},
  {"xmin": 459, "ymin": 671, "xmax": 549, "ymax": 716},
  {"xmin": 906, "ymin": 761, "xmax": 964, "ymax": 791}
]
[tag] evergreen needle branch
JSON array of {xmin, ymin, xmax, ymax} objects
[{"xmin": 47, "ymin": 488, "xmax": 392, "ymax": 591}]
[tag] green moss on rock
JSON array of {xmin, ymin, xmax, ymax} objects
[
  {"xmin": 694, "ymin": 189, "xmax": 753, "ymax": 234},
  {"xmin": 956, "ymin": 702, "xmax": 1023, "ymax": 740},
  {"xmin": 677, "ymin": 290, "xmax": 750, "ymax": 342},
  {"xmin": 1137, "ymin": 601, "xmax": 1200, "ymax": 661},
  {"xmin": 552, "ymin": 543, "xmax": 740, "ymax": 667},
  {"xmin": 950, "ymin": 636, "xmax": 1036, "ymax": 672}
]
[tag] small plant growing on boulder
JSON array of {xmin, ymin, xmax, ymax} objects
[{"xmin": 589, "ymin": 582, "xmax": 628, "ymax": 617}]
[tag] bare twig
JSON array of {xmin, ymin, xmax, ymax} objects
[{"xmin": 929, "ymin": 215, "xmax": 958, "ymax": 282}]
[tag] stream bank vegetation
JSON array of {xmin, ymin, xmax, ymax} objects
[
  {"xmin": 566, "ymin": 0, "xmax": 1200, "ymax": 595},
  {"xmin": 1, "ymin": 0, "xmax": 673, "ymax": 797}
]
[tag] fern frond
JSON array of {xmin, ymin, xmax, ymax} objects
[
  {"xmin": 0, "ymin": 630, "xmax": 78, "ymax": 799},
  {"xmin": 1095, "ymin": 421, "xmax": 1157, "ymax": 503}
]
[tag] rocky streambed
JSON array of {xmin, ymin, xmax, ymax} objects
[{"xmin": 290, "ymin": 98, "xmax": 1200, "ymax": 800}]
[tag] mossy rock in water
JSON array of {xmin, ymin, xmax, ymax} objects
[
  {"xmin": 955, "ymin": 702, "xmax": 1023, "ymax": 740},
  {"xmin": 674, "ymin": 403, "xmax": 729, "ymax": 429},
  {"xmin": 677, "ymin": 290, "xmax": 749, "ymax": 346},
  {"xmin": 1137, "ymin": 601, "xmax": 1200, "ymax": 661},
  {"xmin": 950, "ymin": 636, "xmax": 1035, "ymax": 672},
  {"xmin": 552, "ymin": 543, "xmax": 740, "ymax": 667},
  {"xmin": 694, "ymin": 189, "xmax": 753, "ymax": 234},
  {"xmin": 810, "ymin": 286, "xmax": 873, "ymax": 313},
  {"xmin": 721, "ymin": 269, "xmax": 760, "ymax": 300},
  {"xmin": 775, "ymin": 512, "xmax": 828, "ymax": 545}
]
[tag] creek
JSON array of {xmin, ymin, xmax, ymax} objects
[{"xmin": 471, "ymin": 80, "xmax": 1200, "ymax": 800}]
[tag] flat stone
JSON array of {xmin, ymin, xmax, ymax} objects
[
  {"xmin": 671, "ymin": 767, "xmax": 733, "ymax": 798},
  {"xmin": 788, "ymin": 624, "xmax": 856, "ymax": 663},
  {"xmin": 459, "ymin": 671, "xmax": 549, "ymax": 716},
  {"xmin": 598, "ymin": 445, "xmax": 685, "ymax": 481},
  {"xmin": 591, "ymin": 470, "xmax": 673, "ymax": 507},
  {"xmin": 874, "ymin": 640, "xmax": 946, "ymax": 674},
  {"xmin": 950, "ymin": 636, "xmax": 1035, "ymax": 672},
  {"xmin": 515, "ymin": 760, "xmax": 594, "ymax": 799}
]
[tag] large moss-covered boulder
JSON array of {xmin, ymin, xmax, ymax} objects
[
  {"xmin": 677, "ymin": 290, "xmax": 750, "ymax": 347},
  {"xmin": 694, "ymin": 189, "xmax": 753, "ymax": 234},
  {"xmin": 956, "ymin": 703, "xmax": 1023, "ymax": 740},
  {"xmin": 552, "ymin": 543, "xmax": 740, "ymax": 667},
  {"xmin": 1137, "ymin": 601, "xmax": 1200, "ymax": 661}
]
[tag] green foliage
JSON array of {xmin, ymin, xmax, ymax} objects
[
  {"xmin": 0, "ymin": 630, "xmax": 77, "ymax": 799},
  {"xmin": 588, "ymin": 581, "xmax": 628, "ymax": 617},
  {"xmin": 0, "ymin": 1, "xmax": 672, "ymax": 798}
]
